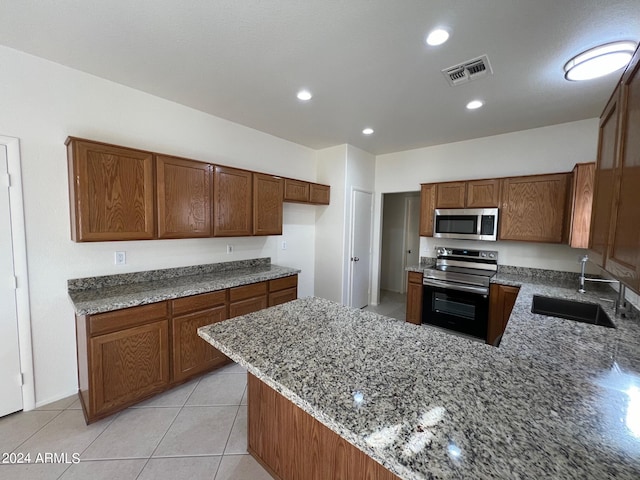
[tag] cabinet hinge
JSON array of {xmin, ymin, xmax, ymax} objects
[
  {"xmin": 12, "ymin": 275, "xmax": 18, "ymax": 289},
  {"xmin": 3, "ymin": 173, "xmax": 10, "ymax": 188},
  {"xmin": 19, "ymin": 373, "xmax": 24, "ymax": 386}
]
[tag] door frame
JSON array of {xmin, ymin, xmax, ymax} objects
[
  {"xmin": 348, "ymin": 188, "xmax": 373, "ymax": 308},
  {"xmin": 401, "ymin": 193, "xmax": 420, "ymax": 294},
  {"xmin": 0, "ymin": 135, "xmax": 35, "ymax": 411}
]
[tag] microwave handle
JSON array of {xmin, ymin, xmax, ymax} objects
[{"xmin": 423, "ymin": 278, "xmax": 489, "ymax": 296}]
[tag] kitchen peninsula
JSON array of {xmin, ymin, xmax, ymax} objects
[{"xmin": 199, "ymin": 288, "xmax": 640, "ymax": 479}]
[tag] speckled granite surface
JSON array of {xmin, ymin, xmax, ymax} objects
[
  {"xmin": 68, "ymin": 258, "xmax": 300, "ymax": 315},
  {"xmin": 199, "ymin": 282, "xmax": 640, "ymax": 479}
]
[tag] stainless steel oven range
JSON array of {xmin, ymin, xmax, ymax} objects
[{"xmin": 422, "ymin": 246, "xmax": 498, "ymax": 340}]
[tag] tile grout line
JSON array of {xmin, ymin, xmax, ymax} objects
[
  {"xmin": 133, "ymin": 377, "xmax": 202, "ymax": 480},
  {"xmin": 212, "ymin": 383, "xmax": 245, "ymax": 480}
]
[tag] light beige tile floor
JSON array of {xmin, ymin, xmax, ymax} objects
[
  {"xmin": 0, "ymin": 362, "xmax": 271, "ymax": 480},
  {"xmin": 365, "ymin": 289, "xmax": 407, "ymax": 320}
]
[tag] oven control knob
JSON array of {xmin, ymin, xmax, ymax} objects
[
  {"xmin": 480, "ymin": 252, "xmax": 487, "ymax": 258},
  {"xmin": 436, "ymin": 247, "xmax": 445, "ymax": 255},
  {"xmin": 489, "ymin": 253, "xmax": 495, "ymax": 259}
]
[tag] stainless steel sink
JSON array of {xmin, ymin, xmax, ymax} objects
[{"xmin": 531, "ymin": 295, "xmax": 616, "ymax": 328}]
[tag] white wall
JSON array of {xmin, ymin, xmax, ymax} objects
[
  {"xmin": 314, "ymin": 145, "xmax": 347, "ymax": 302},
  {"xmin": 372, "ymin": 119, "xmax": 600, "ymax": 302},
  {"xmin": 0, "ymin": 46, "xmax": 318, "ymax": 406}
]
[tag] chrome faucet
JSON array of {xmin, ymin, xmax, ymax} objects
[{"xmin": 579, "ymin": 254, "xmax": 628, "ymax": 316}]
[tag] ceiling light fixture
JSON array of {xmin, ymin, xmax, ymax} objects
[
  {"xmin": 362, "ymin": 128, "xmax": 374, "ymax": 135},
  {"xmin": 466, "ymin": 100, "xmax": 484, "ymax": 110},
  {"xmin": 564, "ymin": 41, "xmax": 637, "ymax": 81},
  {"xmin": 426, "ymin": 29, "xmax": 449, "ymax": 46},
  {"xmin": 296, "ymin": 89, "xmax": 312, "ymax": 101}
]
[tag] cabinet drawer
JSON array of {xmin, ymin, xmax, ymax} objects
[
  {"xmin": 89, "ymin": 302, "xmax": 169, "ymax": 337},
  {"xmin": 229, "ymin": 296, "xmax": 268, "ymax": 318},
  {"xmin": 229, "ymin": 281, "xmax": 268, "ymax": 302},
  {"xmin": 408, "ymin": 271, "xmax": 423, "ymax": 284},
  {"xmin": 171, "ymin": 290, "xmax": 227, "ymax": 316},
  {"xmin": 268, "ymin": 287, "xmax": 297, "ymax": 307},
  {"xmin": 309, "ymin": 183, "xmax": 330, "ymax": 205},
  {"xmin": 269, "ymin": 275, "xmax": 298, "ymax": 292}
]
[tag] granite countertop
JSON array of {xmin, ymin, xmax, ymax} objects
[
  {"xmin": 67, "ymin": 258, "xmax": 300, "ymax": 315},
  {"xmin": 199, "ymin": 274, "xmax": 640, "ymax": 479}
]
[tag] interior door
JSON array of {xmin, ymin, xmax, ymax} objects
[
  {"xmin": 349, "ymin": 190, "xmax": 373, "ymax": 309},
  {"xmin": 0, "ymin": 145, "xmax": 23, "ymax": 417},
  {"xmin": 402, "ymin": 194, "xmax": 420, "ymax": 293}
]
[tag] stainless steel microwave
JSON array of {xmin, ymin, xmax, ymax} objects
[{"xmin": 433, "ymin": 208, "xmax": 499, "ymax": 241}]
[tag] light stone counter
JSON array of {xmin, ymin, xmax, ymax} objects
[
  {"xmin": 68, "ymin": 257, "xmax": 300, "ymax": 315},
  {"xmin": 199, "ymin": 277, "xmax": 640, "ymax": 479}
]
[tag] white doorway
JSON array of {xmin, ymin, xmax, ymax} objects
[
  {"xmin": 349, "ymin": 189, "xmax": 373, "ymax": 309},
  {"xmin": 401, "ymin": 194, "xmax": 420, "ymax": 293},
  {"xmin": 0, "ymin": 136, "xmax": 34, "ymax": 415},
  {"xmin": 380, "ymin": 191, "xmax": 420, "ymax": 294}
]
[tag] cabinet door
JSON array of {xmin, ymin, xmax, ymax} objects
[
  {"xmin": 309, "ymin": 183, "xmax": 330, "ymax": 205},
  {"xmin": 229, "ymin": 296, "xmax": 268, "ymax": 318},
  {"xmin": 499, "ymin": 173, "xmax": 570, "ymax": 243},
  {"xmin": 283, "ymin": 179, "xmax": 310, "ymax": 203},
  {"xmin": 89, "ymin": 320, "xmax": 169, "ymax": 416},
  {"xmin": 213, "ymin": 166, "xmax": 253, "ymax": 236},
  {"xmin": 406, "ymin": 272, "xmax": 423, "ymax": 325},
  {"xmin": 172, "ymin": 305, "xmax": 228, "ymax": 382},
  {"xmin": 253, "ymin": 173, "xmax": 284, "ymax": 236},
  {"xmin": 487, "ymin": 284, "xmax": 520, "ymax": 346},
  {"xmin": 419, "ymin": 184, "xmax": 436, "ymax": 236},
  {"xmin": 606, "ymin": 52, "xmax": 640, "ymax": 291},
  {"xmin": 66, "ymin": 138, "xmax": 155, "ymax": 241},
  {"xmin": 466, "ymin": 179, "xmax": 500, "ymax": 208},
  {"xmin": 568, "ymin": 163, "xmax": 595, "ymax": 249},
  {"xmin": 268, "ymin": 288, "xmax": 297, "ymax": 307},
  {"xmin": 435, "ymin": 182, "xmax": 466, "ymax": 208},
  {"xmin": 156, "ymin": 155, "xmax": 212, "ymax": 238},
  {"xmin": 589, "ymin": 90, "xmax": 621, "ymax": 267}
]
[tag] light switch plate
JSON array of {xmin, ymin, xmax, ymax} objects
[{"xmin": 115, "ymin": 251, "xmax": 126, "ymax": 265}]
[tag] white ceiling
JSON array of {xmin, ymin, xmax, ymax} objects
[{"xmin": 1, "ymin": 0, "xmax": 639, "ymax": 155}]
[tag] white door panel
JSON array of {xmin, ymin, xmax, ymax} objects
[
  {"xmin": 349, "ymin": 190, "xmax": 373, "ymax": 309},
  {"xmin": 0, "ymin": 145, "xmax": 22, "ymax": 417}
]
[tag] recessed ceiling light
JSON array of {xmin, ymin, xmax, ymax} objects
[
  {"xmin": 564, "ymin": 41, "xmax": 637, "ymax": 81},
  {"xmin": 296, "ymin": 89, "xmax": 312, "ymax": 101},
  {"xmin": 466, "ymin": 100, "xmax": 484, "ymax": 110},
  {"xmin": 362, "ymin": 128, "xmax": 374, "ymax": 135},
  {"xmin": 426, "ymin": 29, "xmax": 449, "ymax": 46}
]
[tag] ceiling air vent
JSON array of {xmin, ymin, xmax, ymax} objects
[{"xmin": 442, "ymin": 54, "xmax": 493, "ymax": 86}]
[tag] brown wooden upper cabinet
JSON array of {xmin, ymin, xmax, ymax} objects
[
  {"xmin": 66, "ymin": 138, "xmax": 156, "ymax": 241},
  {"xmin": 598, "ymin": 47, "xmax": 640, "ymax": 292},
  {"xmin": 435, "ymin": 181, "xmax": 466, "ymax": 208},
  {"xmin": 283, "ymin": 178, "xmax": 310, "ymax": 203},
  {"xmin": 419, "ymin": 183, "xmax": 436, "ymax": 236},
  {"xmin": 435, "ymin": 179, "xmax": 500, "ymax": 209},
  {"xmin": 309, "ymin": 183, "xmax": 330, "ymax": 205},
  {"xmin": 283, "ymin": 178, "xmax": 330, "ymax": 205},
  {"xmin": 589, "ymin": 89, "xmax": 621, "ymax": 268},
  {"xmin": 567, "ymin": 162, "xmax": 595, "ymax": 249},
  {"xmin": 213, "ymin": 166, "xmax": 253, "ymax": 237},
  {"xmin": 499, "ymin": 173, "xmax": 570, "ymax": 243},
  {"xmin": 156, "ymin": 155, "xmax": 212, "ymax": 239},
  {"xmin": 253, "ymin": 173, "xmax": 284, "ymax": 236}
]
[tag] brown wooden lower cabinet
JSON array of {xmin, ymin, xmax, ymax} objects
[
  {"xmin": 171, "ymin": 290, "xmax": 229, "ymax": 383},
  {"xmin": 76, "ymin": 274, "xmax": 299, "ymax": 423},
  {"xmin": 268, "ymin": 275, "xmax": 298, "ymax": 307},
  {"xmin": 77, "ymin": 302, "xmax": 171, "ymax": 423},
  {"xmin": 248, "ymin": 373, "xmax": 401, "ymax": 480},
  {"xmin": 406, "ymin": 271, "xmax": 423, "ymax": 325},
  {"xmin": 487, "ymin": 283, "xmax": 520, "ymax": 346}
]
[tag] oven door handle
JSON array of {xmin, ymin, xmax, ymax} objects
[{"xmin": 423, "ymin": 278, "xmax": 489, "ymax": 296}]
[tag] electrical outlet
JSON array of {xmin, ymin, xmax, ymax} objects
[
  {"xmin": 226, "ymin": 244, "xmax": 233, "ymax": 254},
  {"xmin": 115, "ymin": 251, "xmax": 126, "ymax": 265},
  {"xmin": 282, "ymin": 240, "xmax": 287, "ymax": 250}
]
